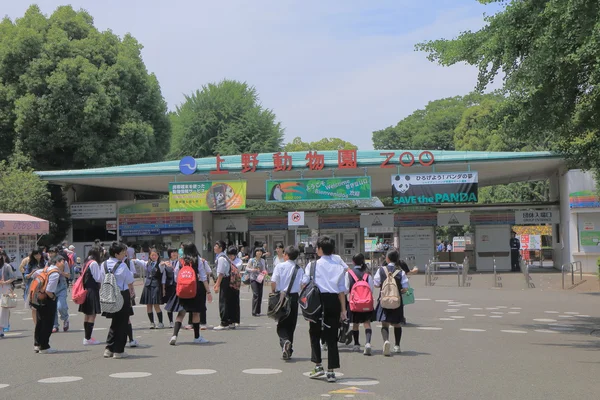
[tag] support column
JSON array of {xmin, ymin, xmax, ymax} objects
[{"xmin": 193, "ymin": 211, "xmax": 214, "ymax": 259}]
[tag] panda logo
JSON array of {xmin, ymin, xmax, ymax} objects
[{"xmin": 393, "ymin": 175, "xmax": 411, "ymax": 193}]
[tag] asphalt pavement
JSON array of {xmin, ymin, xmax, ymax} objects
[{"xmin": 1, "ymin": 274, "xmax": 598, "ymax": 400}]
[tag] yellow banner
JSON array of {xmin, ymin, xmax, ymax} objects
[{"xmin": 169, "ymin": 181, "xmax": 247, "ymax": 211}]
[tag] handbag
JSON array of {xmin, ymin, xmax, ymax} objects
[
  {"xmin": 1, "ymin": 293, "xmax": 18, "ymax": 308},
  {"xmin": 267, "ymin": 264, "xmax": 299, "ymax": 321},
  {"xmin": 402, "ymin": 282, "xmax": 415, "ymax": 305},
  {"xmin": 256, "ymin": 270, "xmax": 267, "ymax": 284}
]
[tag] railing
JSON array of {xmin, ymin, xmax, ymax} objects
[
  {"xmin": 493, "ymin": 257, "xmax": 500, "ymax": 288},
  {"xmin": 427, "ymin": 261, "xmax": 461, "ymax": 286},
  {"xmin": 561, "ymin": 261, "xmax": 584, "ymax": 289},
  {"xmin": 460, "ymin": 257, "xmax": 469, "ymax": 287}
]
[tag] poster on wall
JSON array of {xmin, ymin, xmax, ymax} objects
[
  {"xmin": 399, "ymin": 227, "xmax": 435, "ymax": 270},
  {"xmin": 580, "ymin": 231, "xmax": 600, "ymax": 247},
  {"xmin": 169, "ymin": 181, "xmax": 247, "ymax": 211},
  {"xmin": 392, "ymin": 172, "xmax": 478, "ymax": 205},
  {"xmin": 519, "ymin": 234, "xmax": 542, "ymax": 250},
  {"xmin": 266, "ymin": 177, "xmax": 371, "ymax": 202},
  {"xmin": 119, "ymin": 201, "xmax": 194, "ymax": 236}
]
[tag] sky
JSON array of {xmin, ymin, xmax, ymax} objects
[{"xmin": 3, "ymin": 1, "xmax": 503, "ymax": 150}]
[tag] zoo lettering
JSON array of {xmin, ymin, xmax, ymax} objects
[
  {"xmin": 393, "ymin": 192, "xmax": 478, "ymax": 205},
  {"xmin": 380, "ymin": 151, "xmax": 435, "ymax": 168}
]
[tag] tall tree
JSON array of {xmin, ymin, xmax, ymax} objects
[
  {"xmin": 0, "ymin": 5, "xmax": 170, "ymax": 170},
  {"xmin": 283, "ymin": 137, "xmax": 357, "ymax": 152},
  {"xmin": 169, "ymin": 80, "xmax": 284, "ymax": 158},
  {"xmin": 415, "ymin": 0, "xmax": 600, "ymax": 174}
]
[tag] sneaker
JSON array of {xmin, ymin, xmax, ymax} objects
[
  {"xmin": 149, "ymin": 323, "xmax": 156, "ymax": 329},
  {"xmin": 282, "ymin": 340, "xmax": 292, "ymax": 360},
  {"xmin": 184, "ymin": 325, "xmax": 193, "ymax": 330},
  {"xmin": 169, "ymin": 336, "xmax": 177, "ymax": 346},
  {"xmin": 52, "ymin": 327, "xmax": 59, "ymax": 333},
  {"xmin": 0, "ymin": 333, "xmax": 3, "ymax": 338},
  {"xmin": 40, "ymin": 348, "xmax": 58, "ymax": 354},
  {"xmin": 169, "ymin": 322, "xmax": 174, "ymax": 328},
  {"xmin": 83, "ymin": 338, "xmax": 100, "ymax": 346},
  {"xmin": 229, "ymin": 324, "xmax": 236, "ymax": 330},
  {"xmin": 383, "ymin": 340, "xmax": 391, "ymax": 357},
  {"xmin": 103, "ymin": 349, "xmax": 114, "ymax": 358},
  {"xmin": 308, "ymin": 365, "xmax": 325, "ymax": 379},
  {"xmin": 63, "ymin": 321, "xmax": 69, "ymax": 332},
  {"xmin": 320, "ymin": 342, "xmax": 328, "ymax": 352},
  {"xmin": 214, "ymin": 325, "xmax": 228, "ymax": 331},
  {"xmin": 326, "ymin": 372, "xmax": 337, "ymax": 383},
  {"xmin": 193, "ymin": 336, "xmax": 209, "ymax": 344},
  {"xmin": 128, "ymin": 339, "xmax": 139, "ymax": 348},
  {"xmin": 157, "ymin": 323, "xmax": 164, "ymax": 329},
  {"xmin": 34, "ymin": 346, "xmax": 40, "ymax": 353},
  {"xmin": 352, "ymin": 345, "xmax": 361, "ymax": 352},
  {"xmin": 393, "ymin": 345, "xmax": 401, "ymax": 354},
  {"xmin": 363, "ymin": 343, "xmax": 372, "ymax": 356},
  {"xmin": 113, "ymin": 352, "xmax": 129, "ymax": 359},
  {"xmin": 3, "ymin": 324, "xmax": 9, "ymax": 332},
  {"xmin": 200, "ymin": 325, "xmax": 207, "ymax": 330}
]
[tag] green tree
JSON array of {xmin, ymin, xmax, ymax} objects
[
  {"xmin": 0, "ymin": 5, "xmax": 170, "ymax": 170},
  {"xmin": 169, "ymin": 80, "xmax": 284, "ymax": 158},
  {"xmin": 415, "ymin": 0, "xmax": 600, "ymax": 174},
  {"xmin": 283, "ymin": 137, "xmax": 358, "ymax": 152}
]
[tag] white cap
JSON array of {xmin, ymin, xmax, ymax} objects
[{"xmin": 68, "ymin": 245, "xmax": 75, "ymax": 250}]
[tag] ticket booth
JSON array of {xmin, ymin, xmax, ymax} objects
[{"xmin": 318, "ymin": 212, "xmax": 360, "ymax": 262}]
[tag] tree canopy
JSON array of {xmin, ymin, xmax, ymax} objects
[
  {"xmin": 169, "ymin": 80, "xmax": 284, "ymax": 158},
  {"xmin": 415, "ymin": 0, "xmax": 600, "ymax": 173},
  {"xmin": 0, "ymin": 5, "xmax": 170, "ymax": 170},
  {"xmin": 283, "ymin": 137, "xmax": 358, "ymax": 152}
]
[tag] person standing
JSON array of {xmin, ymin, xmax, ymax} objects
[
  {"xmin": 270, "ymin": 245, "xmax": 304, "ymax": 360},
  {"xmin": 273, "ymin": 243, "xmax": 285, "ymax": 267},
  {"xmin": 162, "ymin": 249, "xmax": 179, "ymax": 328},
  {"xmin": 213, "ymin": 241, "xmax": 232, "ymax": 330},
  {"xmin": 302, "ymin": 236, "xmax": 347, "ymax": 383},
  {"xmin": 32, "ymin": 255, "xmax": 62, "ymax": 353},
  {"xmin": 52, "ymin": 247, "xmax": 71, "ymax": 333},
  {"xmin": 101, "ymin": 242, "xmax": 135, "ymax": 359},
  {"xmin": 134, "ymin": 249, "xmax": 166, "ymax": 329},
  {"xmin": 0, "ymin": 256, "xmax": 16, "ymax": 338},
  {"xmin": 374, "ymin": 249, "xmax": 409, "ymax": 356},
  {"xmin": 80, "ymin": 247, "xmax": 103, "ymax": 345},
  {"xmin": 247, "ymin": 248, "xmax": 267, "ymax": 316},
  {"xmin": 510, "ymin": 231, "xmax": 521, "ymax": 272}
]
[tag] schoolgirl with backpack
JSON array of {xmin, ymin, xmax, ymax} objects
[
  {"xmin": 213, "ymin": 242, "xmax": 241, "ymax": 330},
  {"xmin": 161, "ymin": 249, "xmax": 179, "ymax": 328},
  {"xmin": 166, "ymin": 243, "xmax": 212, "ymax": 346},
  {"xmin": 345, "ymin": 253, "xmax": 375, "ymax": 356},
  {"xmin": 76, "ymin": 247, "xmax": 104, "ymax": 346},
  {"xmin": 373, "ymin": 249, "xmax": 409, "ymax": 357}
]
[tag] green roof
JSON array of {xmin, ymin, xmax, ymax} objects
[{"xmin": 36, "ymin": 150, "xmax": 561, "ymax": 180}]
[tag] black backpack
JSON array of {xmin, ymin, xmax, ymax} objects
[{"xmin": 298, "ymin": 261, "xmax": 322, "ymax": 323}]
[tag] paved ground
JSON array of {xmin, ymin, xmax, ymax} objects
[{"xmin": 1, "ymin": 275, "xmax": 598, "ymax": 400}]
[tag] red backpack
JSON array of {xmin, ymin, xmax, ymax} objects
[
  {"xmin": 67, "ymin": 253, "xmax": 76, "ymax": 267},
  {"xmin": 347, "ymin": 269, "xmax": 374, "ymax": 312},
  {"xmin": 72, "ymin": 260, "xmax": 93, "ymax": 305},
  {"xmin": 176, "ymin": 259, "xmax": 197, "ymax": 299}
]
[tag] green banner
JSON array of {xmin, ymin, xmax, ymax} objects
[
  {"xmin": 580, "ymin": 231, "xmax": 600, "ymax": 247},
  {"xmin": 266, "ymin": 177, "xmax": 371, "ymax": 202}
]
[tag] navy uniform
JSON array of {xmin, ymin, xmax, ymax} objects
[{"xmin": 510, "ymin": 237, "xmax": 521, "ymax": 272}]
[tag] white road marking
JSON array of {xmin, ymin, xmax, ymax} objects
[
  {"xmin": 445, "ymin": 309, "xmax": 459, "ymax": 313},
  {"xmin": 0, "ymin": 384, "xmax": 9, "ymax": 389},
  {"xmin": 490, "ymin": 312, "xmax": 504, "ymax": 315},
  {"xmin": 469, "ymin": 308, "xmax": 483, "ymax": 310},
  {"xmin": 243, "ymin": 369, "xmax": 282, "ymax": 375},
  {"xmin": 535, "ymin": 330, "xmax": 558, "ymax": 334},
  {"xmin": 533, "ymin": 319, "xmax": 557, "ymax": 323},
  {"xmin": 577, "ymin": 315, "xmax": 591, "ymax": 318},
  {"xmin": 176, "ymin": 369, "xmax": 217, "ymax": 375},
  {"xmin": 415, "ymin": 298, "xmax": 431, "ymax": 301},
  {"xmin": 496, "ymin": 306, "xmax": 508, "ymax": 309},
  {"xmin": 558, "ymin": 315, "xmax": 574, "ymax": 318},
  {"xmin": 3, "ymin": 332, "xmax": 22, "ymax": 337},
  {"xmin": 544, "ymin": 311, "xmax": 559, "ymax": 314},
  {"xmin": 417, "ymin": 327, "xmax": 443, "ymax": 331},
  {"xmin": 501, "ymin": 330, "xmax": 527, "ymax": 334},
  {"xmin": 510, "ymin": 307, "xmax": 522, "ymax": 310},
  {"xmin": 473, "ymin": 314, "xmax": 487, "ymax": 317},
  {"xmin": 38, "ymin": 376, "xmax": 83, "ymax": 383},
  {"xmin": 460, "ymin": 328, "xmax": 486, "ymax": 332},
  {"xmin": 303, "ymin": 372, "xmax": 345, "ymax": 377},
  {"xmin": 489, "ymin": 316, "xmax": 503, "ymax": 318},
  {"xmin": 109, "ymin": 372, "xmax": 152, "ymax": 379},
  {"xmin": 564, "ymin": 312, "xmax": 580, "ymax": 315},
  {"xmin": 485, "ymin": 308, "xmax": 499, "ymax": 310},
  {"xmin": 507, "ymin": 312, "xmax": 521, "ymax": 314},
  {"xmin": 338, "ymin": 379, "xmax": 379, "ymax": 386},
  {"xmin": 450, "ymin": 316, "xmax": 465, "ymax": 319},
  {"xmin": 435, "ymin": 300, "xmax": 454, "ymax": 303},
  {"xmin": 439, "ymin": 318, "xmax": 455, "ymax": 321}
]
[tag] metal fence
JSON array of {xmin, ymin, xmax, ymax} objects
[{"xmin": 561, "ymin": 261, "xmax": 583, "ymax": 289}]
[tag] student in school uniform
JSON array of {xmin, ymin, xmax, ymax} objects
[
  {"xmin": 32, "ymin": 255, "xmax": 63, "ymax": 353},
  {"xmin": 122, "ymin": 255, "xmax": 138, "ymax": 348},
  {"xmin": 213, "ymin": 243, "xmax": 240, "ymax": 330},
  {"xmin": 134, "ymin": 249, "xmax": 166, "ymax": 329},
  {"xmin": 345, "ymin": 253, "xmax": 375, "ymax": 355},
  {"xmin": 227, "ymin": 246, "xmax": 241, "ymax": 327},
  {"xmin": 52, "ymin": 247, "xmax": 71, "ymax": 333},
  {"xmin": 0, "ymin": 256, "xmax": 16, "ymax": 338},
  {"xmin": 374, "ymin": 249, "xmax": 409, "ymax": 356},
  {"xmin": 273, "ymin": 243, "xmax": 285, "ymax": 267},
  {"xmin": 162, "ymin": 249, "xmax": 179, "ymax": 328},
  {"xmin": 246, "ymin": 247, "xmax": 267, "ymax": 316},
  {"xmin": 302, "ymin": 236, "xmax": 347, "ymax": 383},
  {"xmin": 80, "ymin": 247, "xmax": 104, "ymax": 345},
  {"xmin": 101, "ymin": 242, "xmax": 135, "ymax": 359},
  {"xmin": 167, "ymin": 243, "xmax": 212, "ymax": 345},
  {"xmin": 270, "ymin": 245, "xmax": 304, "ymax": 360}
]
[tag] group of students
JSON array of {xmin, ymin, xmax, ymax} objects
[{"xmin": 7, "ymin": 236, "xmax": 413, "ymax": 383}]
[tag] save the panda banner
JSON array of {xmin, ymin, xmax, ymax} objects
[
  {"xmin": 169, "ymin": 181, "xmax": 247, "ymax": 211},
  {"xmin": 392, "ymin": 172, "xmax": 478, "ymax": 205}
]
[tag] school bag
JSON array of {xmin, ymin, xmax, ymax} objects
[
  {"xmin": 67, "ymin": 252, "xmax": 76, "ymax": 267},
  {"xmin": 71, "ymin": 260, "xmax": 93, "ymax": 305},
  {"xmin": 28, "ymin": 267, "xmax": 60, "ymax": 309},
  {"xmin": 347, "ymin": 269, "xmax": 374, "ymax": 312},
  {"xmin": 219, "ymin": 255, "xmax": 241, "ymax": 290},
  {"xmin": 379, "ymin": 266, "xmax": 401, "ymax": 309},
  {"xmin": 176, "ymin": 259, "xmax": 197, "ymax": 299},
  {"xmin": 100, "ymin": 262, "xmax": 124, "ymax": 314},
  {"xmin": 298, "ymin": 261, "xmax": 322, "ymax": 323}
]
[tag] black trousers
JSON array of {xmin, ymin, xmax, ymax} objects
[
  {"xmin": 219, "ymin": 277, "xmax": 232, "ymax": 326},
  {"xmin": 251, "ymin": 280, "xmax": 263, "ymax": 315},
  {"xmin": 229, "ymin": 288, "xmax": 240, "ymax": 324},
  {"xmin": 309, "ymin": 293, "xmax": 341, "ymax": 370},
  {"xmin": 511, "ymin": 251, "xmax": 521, "ymax": 272},
  {"xmin": 106, "ymin": 290, "xmax": 131, "ymax": 354},
  {"xmin": 35, "ymin": 298, "xmax": 57, "ymax": 350},
  {"xmin": 277, "ymin": 293, "xmax": 299, "ymax": 350}
]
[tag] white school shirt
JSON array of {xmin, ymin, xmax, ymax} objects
[
  {"xmin": 85, "ymin": 260, "xmax": 103, "ymax": 283},
  {"xmin": 271, "ymin": 260, "xmax": 304, "ymax": 294},
  {"xmin": 215, "ymin": 253, "xmax": 230, "ymax": 276},
  {"xmin": 100, "ymin": 258, "xmax": 135, "ymax": 290},
  {"xmin": 32, "ymin": 265, "xmax": 61, "ymax": 294},
  {"xmin": 127, "ymin": 247, "xmax": 135, "ymax": 260},
  {"xmin": 345, "ymin": 268, "xmax": 374, "ymax": 293},
  {"xmin": 133, "ymin": 259, "xmax": 166, "ymax": 284},
  {"xmin": 301, "ymin": 255, "xmax": 346, "ymax": 294},
  {"xmin": 273, "ymin": 255, "xmax": 285, "ymax": 267},
  {"xmin": 373, "ymin": 264, "xmax": 409, "ymax": 289},
  {"xmin": 332, "ymin": 254, "xmax": 349, "ymax": 270}
]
